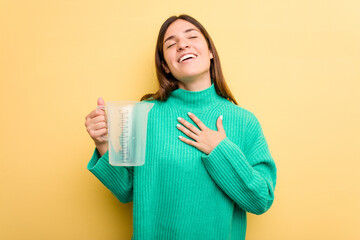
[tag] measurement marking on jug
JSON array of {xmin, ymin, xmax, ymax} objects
[{"xmin": 119, "ymin": 108, "xmax": 131, "ymax": 162}]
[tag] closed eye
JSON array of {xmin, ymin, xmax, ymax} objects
[
  {"xmin": 166, "ymin": 36, "xmax": 197, "ymax": 49},
  {"xmin": 167, "ymin": 43, "xmax": 175, "ymax": 49}
]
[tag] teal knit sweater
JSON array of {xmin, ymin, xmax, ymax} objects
[{"xmin": 87, "ymin": 84, "xmax": 277, "ymax": 240}]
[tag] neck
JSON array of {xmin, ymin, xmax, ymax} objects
[{"xmin": 177, "ymin": 73, "xmax": 212, "ymax": 91}]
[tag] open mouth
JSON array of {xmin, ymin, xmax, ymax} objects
[{"xmin": 179, "ymin": 53, "xmax": 197, "ymax": 63}]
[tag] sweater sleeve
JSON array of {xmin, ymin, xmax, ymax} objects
[
  {"xmin": 201, "ymin": 113, "xmax": 277, "ymax": 215},
  {"xmin": 87, "ymin": 148, "xmax": 134, "ymax": 203}
]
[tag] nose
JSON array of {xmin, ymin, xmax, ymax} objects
[{"xmin": 177, "ymin": 38, "xmax": 190, "ymax": 51}]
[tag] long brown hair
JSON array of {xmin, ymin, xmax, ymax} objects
[{"xmin": 141, "ymin": 14, "xmax": 238, "ymax": 105}]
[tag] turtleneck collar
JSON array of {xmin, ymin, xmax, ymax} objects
[{"xmin": 166, "ymin": 83, "xmax": 226, "ymax": 112}]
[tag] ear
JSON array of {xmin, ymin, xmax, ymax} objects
[
  {"xmin": 209, "ymin": 51, "xmax": 213, "ymax": 59},
  {"xmin": 162, "ymin": 61, "xmax": 170, "ymax": 74}
]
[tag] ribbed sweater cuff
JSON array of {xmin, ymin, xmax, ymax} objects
[
  {"xmin": 201, "ymin": 137, "xmax": 273, "ymax": 214},
  {"xmin": 202, "ymin": 137, "xmax": 253, "ymax": 182},
  {"xmin": 87, "ymin": 148, "xmax": 133, "ymax": 203},
  {"xmin": 87, "ymin": 148, "xmax": 109, "ymax": 170}
]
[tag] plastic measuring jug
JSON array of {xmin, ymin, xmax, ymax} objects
[{"xmin": 98, "ymin": 101, "xmax": 154, "ymax": 166}]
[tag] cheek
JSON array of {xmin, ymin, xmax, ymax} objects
[
  {"xmin": 196, "ymin": 42, "xmax": 210, "ymax": 56},
  {"xmin": 163, "ymin": 50, "xmax": 171, "ymax": 61}
]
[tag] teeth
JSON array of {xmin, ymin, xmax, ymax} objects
[{"xmin": 179, "ymin": 54, "xmax": 197, "ymax": 63}]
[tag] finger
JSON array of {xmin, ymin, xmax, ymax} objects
[
  {"xmin": 176, "ymin": 124, "xmax": 199, "ymax": 141},
  {"xmin": 91, "ymin": 128, "xmax": 108, "ymax": 140},
  {"xmin": 86, "ymin": 121, "xmax": 107, "ymax": 134},
  {"xmin": 91, "ymin": 121, "xmax": 107, "ymax": 131},
  {"xmin": 96, "ymin": 98, "xmax": 106, "ymax": 113},
  {"xmin": 178, "ymin": 136, "xmax": 198, "ymax": 148},
  {"xmin": 177, "ymin": 117, "xmax": 201, "ymax": 135},
  {"xmin": 85, "ymin": 115, "xmax": 107, "ymax": 130},
  {"xmin": 187, "ymin": 112, "xmax": 207, "ymax": 131},
  {"xmin": 216, "ymin": 115, "xmax": 224, "ymax": 132},
  {"xmin": 87, "ymin": 108, "xmax": 106, "ymax": 120},
  {"xmin": 88, "ymin": 115, "xmax": 107, "ymax": 125},
  {"xmin": 97, "ymin": 97, "xmax": 105, "ymax": 106}
]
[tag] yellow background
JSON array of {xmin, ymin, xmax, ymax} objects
[{"xmin": 1, "ymin": 0, "xmax": 359, "ymax": 239}]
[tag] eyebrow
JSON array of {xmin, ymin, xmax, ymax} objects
[{"xmin": 163, "ymin": 28, "xmax": 199, "ymax": 44}]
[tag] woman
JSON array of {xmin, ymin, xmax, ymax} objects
[{"xmin": 85, "ymin": 14, "xmax": 277, "ymax": 240}]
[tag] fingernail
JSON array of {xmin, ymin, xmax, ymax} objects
[
  {"xmin": 187, "ymin": 112, "xmax": 192, "ymax": 116},
  {"xmin": 176, "ymin": 124, "xmax": 181, "ymax": 128},
  {"xmin": 220, "ymin": 115, "xmax": 223, "ymax": 120},
  {"xmin": 177, "ymin": 117, "xmax": 182, "ymax": 121},
  {"xmin": 179, "ymin": 136, "xmax": 183, "ymax": 139}
]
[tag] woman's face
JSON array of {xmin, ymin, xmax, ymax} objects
[{"xmin": 162, "ymin": 19, "xmax": 213, "ymax": 83}]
